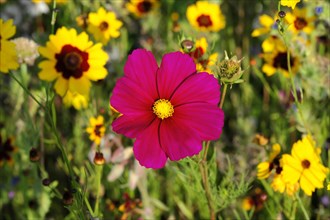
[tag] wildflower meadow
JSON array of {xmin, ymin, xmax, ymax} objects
[{"xmin": 1, "ymin": 0, "xmax": 330, "ymax": 219}]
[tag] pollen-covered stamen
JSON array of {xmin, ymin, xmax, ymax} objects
[
  {"xmin": 153, "ymin": 99, "xmax": 174, "ymax": 119},
  {"xmin": 99, "ymin": 21, "xmax": 109, "ymax": 31},
  {"xmin": 301, "ymin": 159, "xmax": 310, "ymax": 169}
]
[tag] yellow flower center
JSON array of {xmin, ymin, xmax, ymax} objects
[
  {"xmin": 152, "ymin": 99, "xmax": 174, "ymax": 120},
  {"xmin": 99, "ymin": 21, "xmax": 109, "ymax": 31}
]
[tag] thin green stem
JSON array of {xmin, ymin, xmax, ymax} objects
[
  {"xmin": 290, "ymin": 196, "xmax": 297, "ymax": 220},
  {"xmin": 84, "ymin": 195, "xmax": 94, "ymax": 217},
  {"xmin": 94, "ymin": 165, "xmax": 103, "ymax": 218},
  {"xmin": 277, "ymin": 6, "xmax": 310, "ymax": 134},
  {"xmin": 9, "ymin": 72, "xmax": 44, "ymax": 109},
  {"xmin": 296, "ymin": 194, "xmax": 310, "ymax": 220},
  {"xmin": 199, "ymin": 161, "xmax": 215, "ymax": 220},
  {"xmin": 219, "ymin": 83, "xmax": 228, "ymax": 109},
  {"xmin": 51, "ymin": 0, "xmax": 57, "ymax": 34},
  {"xmin": 198, "ymin": 82, "xmax": 230, "ymax": 220}
]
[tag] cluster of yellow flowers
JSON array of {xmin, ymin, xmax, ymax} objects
[
  {"xmin": 257, "ymin": 135, "xmax": 328, "ymax": 196},
  {"xmin": 252, "ymin": 0, "xmax": 316, "ymax": 78}
]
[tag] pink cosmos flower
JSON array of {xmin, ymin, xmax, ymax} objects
[{"xmin": 110, "ymin": 49, "xmax": 224, "ymax": 169}]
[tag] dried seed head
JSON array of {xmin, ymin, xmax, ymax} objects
[{"xmin": 29, "ymin": 148, "xmax": 40, "ymax": 162}]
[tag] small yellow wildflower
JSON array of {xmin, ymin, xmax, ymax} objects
[
  {"xmin": 282, "ymin": 135, "xmax": 329, "ymax": 196},
  {"xmin": 257, "ymin": 144, "xmax": 281, "ymax": 179},
  {"xmin": 285, "ymin": 7, "xmax": 315, "ymax": 34},
  {"xmin": 86, "ymin": 116, "xmax": 106, "ymax": 145},
  {"xmin": 251, "ymin": 14, "xmax": 276, "ymax": 37},
  {"xmin": 87, "ymin": 7, "xmax": 123, "ymax": 45},
  {"xmin": 186, "ymin": 1, "xmax": 225, "ymax": 32},
  {"xmin": 0, "ymin": 19, "xmax": 19, "ymax": 73},
  {"xmin": 126, "ymin": 0, "xmax": 159, "ymax": 18},
  {"xmin": 38, "ymin": 27, "xmax": 108, "ymax": 97}
]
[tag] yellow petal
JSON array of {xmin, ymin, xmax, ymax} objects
[{"xmin": 54, "ymin": 76, "xmax": 69, "ymax": 96}]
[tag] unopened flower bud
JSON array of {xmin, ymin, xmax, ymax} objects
[
  {"xmin": 63, "ymin": 191, "xmax": 74, "ymax": 206},
  {"xmin": 29, "ymin": 148, "xmax": 40, "ymax": 162},
  {"xmin": 216, "ymin": 51, "xmax": 244, "ymax": 85},
  {"xmin": 42, "ymin": 178, "xmax": 51, "ymax": 186},
  {"xmin": 181, "ymin": 39, "xmax": 195, "ymax": 53},
  {"xmin": 94, "ymin": 152, "xmax": 105, "ymax": 165},
  {"xmin": 278, "ymin": 11, "xmax": 286, "ymax": 18}
]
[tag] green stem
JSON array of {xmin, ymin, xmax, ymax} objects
[
  {"xmin": 84, "ymin": 195, "xmax": 94, "ymax": 217},
  {"xmin": 219, "ymin": 83, "xmax": 228, "ymax": 109},
  {"xmin": 296, "ymin": 194, "xmax": 310, "ymax": 220},
  {"xmin": 290, "ymin": 196, "xmax": 297, "ymax": 220},
  {"xmin": 277, "ymin": 5, "xmax": 310, "ymax": 134},
  {"xmin": 9, "ymin": 72, "xmax": 44, "ymax": 109},
  {"xmin": 9, "ymin": 71, "xmax": 75, "ymax": 182},
  {"xmin": 199, "ymin": 161, "xmax": 215, "ymax": 220},
  {"xmin": 94, "ymin": 165, "xmax": 103, "ymax": 217},
  {"xmin": 51, "ymin": 0, "xmax": 57, "ymax": 34}
]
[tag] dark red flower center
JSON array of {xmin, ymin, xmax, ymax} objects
[
  {"xmin": 273, "ymin": 52, "xmax": 294, "ymax": 71},
  {"xmin": 301, "ymin": 159, "xmax": 310, "ymax": 169},
  {"xmin": 196, "ymin": 14, "xmax": 213, "ymax": 27},
  {"xmin": 294, "ymin": 17, "xmax": 307, "ymax": 30},
  {"xmin": 137, "ymin": 0, "xmax": 152, "ymax": 13},
  {"xmin": 55, "ymin": 44, "xmax": 90, "ymax": 79},
  {"xmin": 99, "ymin": 21, "xmax": 109, "ymax": 31},
  {"xmin": 94, "ymin": 124, "xmax": 103, "ymax": 137},
  {"xmin": 189, "ymin": 47, "xmax": 204, "ymax": 60}
]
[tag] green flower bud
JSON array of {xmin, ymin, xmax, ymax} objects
[{"xmin": 216, "ymin": 51, "xmax": 245, "ymax": 85}]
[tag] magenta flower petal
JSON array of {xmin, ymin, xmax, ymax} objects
[
  {"xmin": 133, "ymin": 119, "xmax": 167, "ymax": 169},
  {"xmin": 157, "ymin": 51, "xmax": 196, "ymax": 98},
  {"xmin": 171, "ymin": 72, "xmax": 221, "ymax": 106},
  {"xmin": 159, "ymin": 118, "xmax": 202, "ymax": 161},
  {"xmin": 174, "ymin": 103, "xmax": 224, "ymax": 140},
  {"xmin": 112, "ymin": 113, "xmax": 154, "ymax": 138},
  {"xmin": 124, "ymin": 49, "xmax": 158, "ymax": 98},
  {"xmin": 110, "ymin": 77, "xmax": 154, "ymax": 116}
]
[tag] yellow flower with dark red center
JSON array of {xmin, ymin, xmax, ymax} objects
[
  {"xmin": 282, "ymin": 135, "xmax": 329, "ymax": 196},
  {"xmin": 185, "ymin": 37, "xmax": 218, "ymax": 74},
  {"xmin": 242, "ymin": 188, "xmax": 267, "ymax": 211},
  {"xmin": 87, "ymin": 7, "xmax": 123, "ymax": 45},
  {"xmin": 285, "ymin": 7, "xmax": 315, "ymax": 34},
  {"xmin": 38, "ymin": 27, "xmax": 108, "ymax": 97},
  {"xmin": 0, "ymin": 19, "xmax": 19, "ymax": 73},
  {"xmin": 261, "ymin": 36, "xmax": 299, "ymax": 77},
  {"xmin": 257, "ymin": 144, "xmax": 281, "ymax": 179},
  {"xmin": 86, "ymin": 116, "xmax": 106, "ymax": 145},
  {"xmin": 251, "ymin": 14, "xmax": 277, "ymax": 37},
  {"xmin": 126, "ymin": 0, "xmax": 159, "ymax": 18},
  {"xmin": 0, "ymin": 135, "xmax": 16, "ymax": 166},
  {"xmin": 62, "ymin": 90, "xmax": 88, "ymax": 110},
  {"xmin": 186, "ymin": 1, "xmax": 225, "ymax": 32},
  {"xmin": 280, "ymin": 0, "xmax": 301, "ymax": 9}
]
